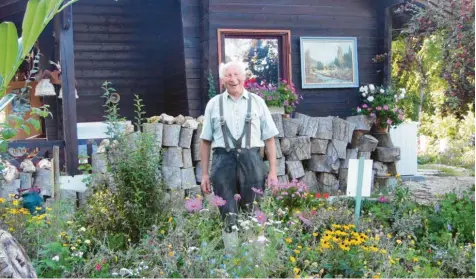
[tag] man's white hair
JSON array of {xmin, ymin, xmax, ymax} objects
[{"xmin": 219, "ymin": 60, "xmax": 247, "ymax": 79}]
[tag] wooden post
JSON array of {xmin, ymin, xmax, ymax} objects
[
  {"xmin": 59, "ymin": 4, "xmax": 78, "ymax": 177},
  {"xmin": 354, "ymin": 156, "xmax": 365, "ymax": 231},
  {"xmin": 53, "ymin": 146, "xmax": 60, "ymax": 199}
]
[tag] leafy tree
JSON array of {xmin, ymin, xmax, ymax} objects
[
  {"xmin": 396, "ymin": 0, "xmax": 475, "ymax": 117},
  {"xmin": 247, "ymin": 39, "xmax": 279, "ymax": 85}
]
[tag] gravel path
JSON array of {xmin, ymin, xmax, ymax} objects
[{"xmin": 403, "ymin": 175, "xmax": 475, "ymax": 204}]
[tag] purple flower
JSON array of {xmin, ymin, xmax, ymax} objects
[
  {"xmin": 370, "ymin": 113, "xmax": 376, "ymax": 118},
  {"xmin": 378, "ymin": 196, "xmax": 389, "ymax": 203},
  {"xmin": 447, "ymin": 224, "xmax": 452, "ymax": 231},
  {"xmin": 267, "ymin": 96, "xmax": 273, "ymax": 101},
  {"xmin": 387, "ymin": 119, "xmax": 393, "ymax": 125},
  {"xmin": 276, "ymin": 196, "xmax": 283, "ymax": 200},
  {"xmin": 298, "ymin": 214, "xmax": 312, "ymax": 226},
  {"xmin": 434, "ymin": 204, "xmax": 440, "ymax": 213},
  {"xmin": 383, "ymin": 105, "xmax": 389, "ymax": 110},
  {"xmin": 255, "ymin": 210, "xmax": 267, "ymax": 225},
  {"xmin": 251, "ymin": 187, "xmax": 264, "ymax": 195},
  {"xmin": 185, "ymin": 198, "xmax": 203, "ymax": 213},
  {"xmin": 283, "ymin": 100, "xmax": 289, "ymax": 106},
  {"xmin": 362, "ymin": 104, "xmax": 368, "ymax": 108},
  {"xmin": 398, "ymin": 114, "xmax": 404, "ymax": 120},
  {"xmin": 234, "ymin": 194, "xmax": 241, "ymax": 201},
  {"xmin": 210, "ymin": 195, "xmax": 227, "ymax": 207},
  {"xmin": 376, "ymin": 106, "xmax": 382, "ymax": 111},
  {"xmin": 393, "ymin": 107, "xmax": 398, "ymax": 112}
]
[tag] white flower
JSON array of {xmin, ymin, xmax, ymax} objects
[
  {"xmin": 369, "ymin": 84, "xmax": 376, "ymax": 92},
  {"xmin": 357, "ymin": 107, "xmax": 362, "ymax": 113},
  {"xmin": 367, "ymin": 96, "xmax": 375, "ymax": 102},
  {"xmin": 399, "ymin": 93, "xmax": 405, "ymax": 99},
  {"xmin": 120, "ymin": 268, "xmax": 133, "ymax": 277},
  {"xmin": 359, "ymin": 86, "xmax": 366, "ymax": 93},
  {"xmin": 362, "ymin": 93, "xmax": 367, "ymax": 97},
  {"xmin": 380, "ymin": 88, "xmax": 385, "ymax": 93},
  {"xmin": 231, "ymin": 225, "xmax": 239, "ymax": 231},
  {"xmin": 52, "ymin": 255, "xmax": 60, "ymax": 262},
  {"xmin": 111, "ymin": 272, "xmax": 119, "ymax": 276},
  {"xmin": 187, "ymin": 246, "xmax": 199, "ymax": 253},
  {"xmin": 394, "ymin": 94, "xmax": 397, "ymax": 99},
  {"xmin": 399, "ymin": 88, "xmax": 406, "ymax": 95},
  {"xmin": 78, "ymin": 227, "xmax": 86, "ymax": 232}
]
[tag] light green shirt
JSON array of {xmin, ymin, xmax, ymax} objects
[{"xmin": 200, "ymin": 90, "xmax": 279, "ymax": 149}]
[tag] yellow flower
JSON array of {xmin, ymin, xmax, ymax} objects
[
  {"xmin": 437, "ymin": 261, "xmax": 441, "ymax": 266},
  {"xmin": 46, "ymin": 207, "xmax": 52, "ymax": 212},
  {"xmin": 396, "ymin": 173, "xmax": 401, "ymax": 178},
  {"xmin": 294, "ymin": 249, "xmax": 300, "ymax": 254},
  {"xmin": 306, "ymin": 247, "xmax": 311, "ymax": 251},
  {"xmin": 396, "ymin": 239, "xmax": 402, "ymax": 244},
  {"xmin": 285, "ymin": 238, "xmax": 293, "ymax": 244},
  {"xmin": 297, "ymin": 245, "xmax": 302, "ymax": 249},
  {"xmin": 63, "ymin": 243, "xmax": 68, "ymax": 247},
  {"xmin": 407, "ymin": 235, "xmax": 412, "ymax": 239},
  {"xmin": 411, "ymin": 240, "xmax": 415, "ymax": 245},
  {"xmin": 375, "ymin": 235, "xmax": 380, "ymax": 241},
  {"xmin": 35, "ymin": 206, "xmax": 42, "ymax": 211},
  {"xmin": 160, "ymin": 271, "xmax": 164, "ymax": 275},
  {"xmin": 0, "ymin": 198, "xmax": 5, "ymax": 203},
  {"xmin": 76, "ymin": 239, "xmax": 82, "ymax": 243},
  {"xmin": 12, "ymin": 200, "xmax": 19, "ymax": 206},
  {"xmin": 9, "ymin": 227, "xmax": 14, "ymax": 232},
  {"xmin": 185, "ymin": 197, "xmax": 190, "ymax": 200},
  {"xmin": 8, "ymin": 194, "xmax": 14, "ymax": 198},
  {"xmin": 168, "ymin": 217, "xmax": 173, "ymax": 223},
  {"xmin": 312, "ymin": 207, "xmax": 316, "ymax": 211},
  {"xmin": 313, "ymin": 232, "xmax": 318, "ymax": 237},
  {"xmin": 160, "ymin": 230, "xmax": 165, "ymax": 234},
  {"xmin": 66, "ymin": 221, "xmax": 74, "ymax": 225},
  {"xmin": 413, "ymin": 257, "xmax": 418, "ymax": 262},
  {"xmin": 379, "ymin": 249, "xmax": 387, "ymax": 254},
  {"xmin": 168, "ymin": 244, "xmax": 172, "ymax": 249},
  {"xmin": 293, "ymin": 267, "xmax": 300, "ymax": 274},
  {"xmin": 387, "ymin": 233, "xmax": 392, "ymax": 239},
  {"xmin": 168, "ymin": 251, "xmax": 174, "ymax": 257},
  {"xmin": 85, "ymin": 239, "xmax": 91, "ymax": 245},
  {"xmin": 373, "ymin": 275, "xmax": 380, "ymax": 279},
  {"xmin": 290, "ymin": 256, "xmax": 296, "ymax": 263},
  {"xmin": 71, "ymin": 246, "xmax": 76, "ymax": 251}
]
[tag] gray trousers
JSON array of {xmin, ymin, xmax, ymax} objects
[{"xmin": 210, "ymin": 147, "xmax": 266, "ymax": 231}]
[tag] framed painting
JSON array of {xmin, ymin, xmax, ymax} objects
[
  {"xmin": 300, "ymin": 37, "xmax": 359, "ymax": 89},
  {"xmin": 217, "ymin": 29, "xmax": 292, "ymax": 89}
]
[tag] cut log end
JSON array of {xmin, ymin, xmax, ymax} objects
[{"xmin": 0, "ymin": 230, "xmax": 37, "ymax": 278}]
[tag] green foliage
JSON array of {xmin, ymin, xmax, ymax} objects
[
  {"xmin": 246, "ymin": 80, "xmax": 302, "ymax": 114},
  {"xmin": 77, "ymin": 82, "xmax": 168, "ymax": 243},
  {"xmin": 207, "ymin": 69, "xmax": 217, "ymax": 100},
  {"xmin": 0, "ymin": 0, "xmax": 79, "ymax": 98},
  {"xmin": 355, "ymin": 84, "xmax": 405, "ymax": 128}
]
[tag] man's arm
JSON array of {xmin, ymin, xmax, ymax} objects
[
  {"xmin": 200, "ymin": 140, "xmax": 212, "ymax": 194},
  {"xmin": 264, "ymin": 137, "xmax": 278, "ymax": 185}
]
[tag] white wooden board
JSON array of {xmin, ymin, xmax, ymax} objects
[
  {"xmin": 59, "ymin": 175, "xmax": 88, "ymax": 192},
  {"xmin": 346, "ymin": 159, "xmax": 373, "ymax": 197}
]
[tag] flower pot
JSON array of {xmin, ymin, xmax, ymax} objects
[
  {"xmin": 267, "ymin": 106, "xmax": 285, "ymax": 114},
  {"xmin": 373, "ymin": 122, "xmax": 389, "ymax": 133}
]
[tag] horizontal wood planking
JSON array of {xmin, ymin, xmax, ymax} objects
[
  {"xmin": 73, "ymin": 0, "xmax": 165, "ymax": 122},
  {"xmin": 202, "ymin": 0, "xmax": 385, "ymax": 118}
]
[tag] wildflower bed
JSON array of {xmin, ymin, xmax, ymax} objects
[{"xmin": 0, "ymin": 180, "xmax": 474, "ymax": 278}]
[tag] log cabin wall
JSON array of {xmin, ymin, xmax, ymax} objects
[
  {"xmin": 72, "ymin": 0, "xmax": 166, "ymax": 122},
  {"xmin": 201, "ymin": 0, "xmax": 385, "ymax": 117}
]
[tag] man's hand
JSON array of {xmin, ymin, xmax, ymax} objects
[
  {"xmin": 201, "ymin": 174, "xmax": 212, "ymax": 194},
  {"xmin": 267, "ymin": 171, "xmax": 278, "ymax": 194}
]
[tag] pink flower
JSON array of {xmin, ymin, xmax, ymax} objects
[
  {"xmin": 298, "ymin": 214, "xmax": 312, "ymax": 226},
  {"xmin": 267, "ymin": 96, "xmax": 272, "ymax": 101},
  {"xmin": 282, "ymin": 79, "xmax": 288, "ymax": 84},
  {"xmin": 367, "ymin": 107, "xmax": 372, "ymax": 111},
  {"xmin": 383, "ymin": 105, "xmax": 389, "ymax": 110},
  {"xmin": 370, "ymin": 113, "xmax": 376, "ymax": 118},
  {"xmin": 362, "ymin": 104, "xmax": 368, "ymax": 108},
  {"xmin": 376, "ymin": 106, "xmax": 382, "ymax": 111},
  {"xmin": 387, "ymin": 119, "xmax": 393, "ymax": 125},
  {"xmin": 378, "ymin": 196, "xmax": 389, "ymax": 203},
  {"xmin": 251, "ymin": 187, "xmax": 264, "ymax": 195},
  {"xmin": 95, "ymin": 264, "xmax": 102, "ymax": 271},
  {"xmin": 234, "ymin": 194, "xmax": 241, "ymax": 201},
  {"xmin": 255, "ymin": 210, "xmax": 267, "ymax": 225},
  {"xmin": 210, "ymin": 195, "xmax": 227, "ymax": 207},
  {"xmin": 185, "ymin": 197, "xmax": 203, "ymax": 213},
  {"xmin": 283, "ymin": 100, "xmax": 289, "ymax": 106},
  {"xmin": 393, "ymin": 107, "xmax": 398, "ymax": 112},
  {"xmin": 398, "ymin": 114, "xmax": 404, "ymax": 120}
]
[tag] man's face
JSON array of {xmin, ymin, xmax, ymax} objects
[{"xmin": 222, "ymin": 65, "xmax": 245, "ymax": 95}]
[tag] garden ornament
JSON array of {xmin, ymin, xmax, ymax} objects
[
  {"xmin": 19, "ymin": 186, "xmax": 45, "ymax": 215},
  {"xmin": 34, "ymin": 79, "xmax": 56, "ymax": 96},
  {"xmin": 20, "ymin": 159, "xmax": 36, "ymax": 173}
]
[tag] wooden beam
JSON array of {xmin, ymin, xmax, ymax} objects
[
  {"xmin": 59, "ymin": 4, "xmax": 78, "ymax": 176},
  {"xmin": 0, "ymin": 0, "xmax": 27, "ymax": 20}
]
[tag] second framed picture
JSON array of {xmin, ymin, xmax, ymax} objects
[{"xmin": 300, "ymin": 37, "xmax": 359, "ymax": 89}]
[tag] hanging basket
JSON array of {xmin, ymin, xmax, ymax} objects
[
  {"xmin": 34, "ymin": 79, "xmax": 56, "ymax": 96},
  {"xmin": 58, "ymin": 87, "xmax": 79, "ymax": 99}
]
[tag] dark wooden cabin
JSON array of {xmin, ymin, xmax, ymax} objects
[{"xmin": 1, "ymin": 0, "xmax": 405, "ymax": 174}]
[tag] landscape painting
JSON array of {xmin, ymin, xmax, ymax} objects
[{"xmin": 300, "ymin": 37, "xmax": 359, "ymax": 88}]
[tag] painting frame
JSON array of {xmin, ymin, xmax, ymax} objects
[
  {"xmin": 217, "ymin": 29, "xmax": 292, "ymax": 90},
  {"xmin": 300, "ymin": 37, "xmax": 359, "ymax": 89}
]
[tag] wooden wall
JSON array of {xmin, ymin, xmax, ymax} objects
[
  {"xmin": 201, "ymin": 0, "xmax": 386, "ymax": 118},
  {"xmin": 72, "ymin": 0, "xmax": 165, "ymax": 122}
]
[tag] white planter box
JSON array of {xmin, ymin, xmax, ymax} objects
[{"xmin": 268, "ymin": 106, "xmax": 285, "ymax": 114}]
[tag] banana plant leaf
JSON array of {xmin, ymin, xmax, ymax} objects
[{"xmin": 0, "ymin": 94, "xmax": 17, "ymax": 112}]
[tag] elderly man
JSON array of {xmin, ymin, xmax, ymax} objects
[{"xmin": 200, "ymin": 61, "xmax": 279, "ymax": 249}]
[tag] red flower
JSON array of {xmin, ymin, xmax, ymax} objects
[
  {"xmin": 323, "ymin": 193, "xmax": 330, "ymax": 199},
  {"xmin": 311, "ymin": 210, "xmax": 317, "ymax": 215},
  {"xmin": 95, "ymin": 264, "xmax": 102, "ymax": 271},
  {"xmin": 315, "ymin": 193, "xmax": 321, "ymax": 199}
]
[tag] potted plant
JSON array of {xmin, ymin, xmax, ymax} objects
[
  {"xmin": 354, "ymin": 84, "xmax": 406, "ymax": 133},
  {"xmin": 246, "ymin": 79, "xmax": 302, "ymax": 116}
]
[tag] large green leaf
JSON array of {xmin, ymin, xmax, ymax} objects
[
  {"xmin": 1, "ymin": 127, "xmax": 16, "ymax": 140},
  {"xmin": 0, "ymin": 22, "xmax": 19, "ymax": 85},
  {"xmin": 22, "ymin": 0, "xmax": 46, "ymax": 58}
]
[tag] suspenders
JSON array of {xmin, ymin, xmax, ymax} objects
[{"xmin": 219, "ymin": 93, "xmax": 253, "ymax": 152}]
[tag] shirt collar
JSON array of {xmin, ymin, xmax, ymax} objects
[{"xmin": 224, "ymin": 89, "xmax": 250, "ymax": 100}]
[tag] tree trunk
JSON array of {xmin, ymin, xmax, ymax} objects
[{"xmin": 0, "ymin": 230, "xmax": 37, "ymax": 278}]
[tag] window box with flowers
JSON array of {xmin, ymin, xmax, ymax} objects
[
  {"xmin": 354, "ymin": 84, "xmax": 406, "ymax": 133},
  {"xmin": 246, "ymin": 79, "xmax": 303, "ymax": 117}
]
